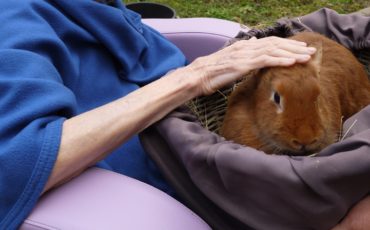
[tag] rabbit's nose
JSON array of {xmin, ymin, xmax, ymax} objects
[{"xmin": 291, "ymin": 139, "xmax": 318, "ymax": 151}]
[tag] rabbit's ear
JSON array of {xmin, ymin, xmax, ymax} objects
[
  {"xmin": 310, "ymin": 41, "xmax": 323, "ymax": 77},
  {"xmin": 235, "ymin": 70, "xmax": 262, "ymax": 95}
]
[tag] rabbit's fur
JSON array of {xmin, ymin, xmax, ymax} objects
[{"xmin": 221, "ymin": 32, "xmax": 370, "ymax": 155}]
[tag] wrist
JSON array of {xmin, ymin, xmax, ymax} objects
[
  {"xmin": 180, "ymin": 57, "xmax": 214, "ymax": 96},
  {"xmin": 168, "ymin": 65, "xmax": 201, "ymax": 99}
]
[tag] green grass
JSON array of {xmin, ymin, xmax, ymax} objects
[{"xmin": 124, "ymin": 0, "xmax": 368, "ymax": 27}]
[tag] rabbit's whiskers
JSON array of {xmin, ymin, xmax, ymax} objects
[{"xmin": 340, "ymin": 119, "xmax": 358, "ymax": 141}]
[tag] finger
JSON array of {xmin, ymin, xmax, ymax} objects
[
  {"xmin": 235, "ymin": 38, "xmax": 316, "ymax": 58},
  {"xmin": 226, "ymin": 37, "xmax": 312, "ymax": 57},
  {"xmin": 267, "ymin": 48, "xmax": 312, "ymax": 62},
  {"xmin": 243, "ymin": 45, "xmax": 311, "ymax": 63},
  {"xmin": 250, "ymin": 55, "xmax": 296, "ymax": 69},
  {"xmin": 257, "ymin": 36, "xmax": 309, "ymax": 48},
  {"xmin": 276, "ymin": 42, "xmax": 317, "ymax": 55},
  {"xmin": 256, "ymin": 38, "xmax": 316, "ymax": 55},
  {"xmin": 250, "ymin": 37, "xmax": 307, "ymax": 49}
]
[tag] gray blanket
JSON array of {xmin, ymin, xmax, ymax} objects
[{"xmin": 143, "ymin": 8, "xmax": 370, "ymax": 230}]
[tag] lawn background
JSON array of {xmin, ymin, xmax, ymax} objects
[{"xmin": 124, "ymin": 0, "xmax": 368, "ymax": 27}]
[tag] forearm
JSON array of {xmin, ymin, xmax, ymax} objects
[
  {"xmin": 43, "ymin": 36, "xmax": 316, "ymax": 192},
  {"xmin": 43, "ymin": 67, "xmax": 198, "ymax": 192}
]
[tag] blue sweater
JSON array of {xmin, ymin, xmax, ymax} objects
[{"xmin": 0, "ymin": 0, "xmax": 186, "ymax": 228}]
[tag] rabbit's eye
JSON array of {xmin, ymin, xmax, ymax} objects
[
  {"xmin": 273, "ymin": 92, "xmax": 281, "ymax": 105},
  {"xmin": 271, "ymin": 91, "xmax": 283, "ymax": 113}
]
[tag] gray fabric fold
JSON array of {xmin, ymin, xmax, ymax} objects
[
  {"xmin": 155, "ymin": 105, "xmax": 370, "ymax": 229},
  {"xmin": 150, "ymin": 8, "xmax": 370, "ymax": 230},
  {"xmin": 283, "ymin": 8, "xmax": 370, "ymax": 50},
  {"xmin": 228, "ymin": 8, "xmax": 370, "ymax": 51}
]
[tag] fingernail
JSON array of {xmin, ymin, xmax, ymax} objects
[
  {"xmin": 294, "ymin": 41, "xmax": 307, "ymax": 46},
  {"xmin": 298, "ymin": 55, "xmax": 311, "ymax": 62},
  {"xmin": 308, "ymin": 47, "xmax": 316, "ymax": 53}
]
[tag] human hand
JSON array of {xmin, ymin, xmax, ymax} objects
[
  {"xmin": 331, "ymin": 195, "xmax": 370, "ymax": 230},
  {"xmin": 186, "ymin": 36, "xmax": 317, "ymax": 95}
]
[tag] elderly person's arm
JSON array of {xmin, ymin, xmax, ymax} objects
[
  {"xmin": 45, "ymin": 37, "xmax": 315, "ymax": 192},
  {"xmin": 0, "ymin": 1, "xmax": 315, "ymax": 228}
]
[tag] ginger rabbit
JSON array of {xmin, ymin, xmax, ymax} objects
[{"xmin": 220, "ymin": 32, "xmax": 370, "ymax": 155}]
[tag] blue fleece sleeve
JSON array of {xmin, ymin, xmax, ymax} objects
[
  {"xmin": 0, "ymin": 2, "xmax": 79, "ymax": 229},
  {"xmin": 0, "ymin": 0, "xmax": 187, "ymax": 228},
  {"xmin": 0, "ymin": 50, "xmax": 78, "ymax": 229}
]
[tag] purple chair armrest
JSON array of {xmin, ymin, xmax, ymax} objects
[
  {"xmin": 143, "ymin": 18, "xmax": 248, "ymax": 61},
  {"xmin": 20, "ymin": 167, "xmax": 210, "ymax": 230}
]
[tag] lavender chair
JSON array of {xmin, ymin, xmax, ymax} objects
[{"xmin": 20, "ymin": 18, "xmax": 245, "ymax": 230}]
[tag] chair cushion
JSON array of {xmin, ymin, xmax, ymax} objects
[{"xmin": 20, "ymin": 167, "xmax": 210, "ymax": 230}]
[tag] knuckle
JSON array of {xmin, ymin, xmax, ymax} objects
[
  {"xmin": 237, "ymin": 40, "xmax": 249, "ymax": 48},
  {"xmin": 266, "ymin": 36, "xmax": 281, "ymax": 45},
  {"xmin": 256, "ymin": 54, "xmax": 270, "ymax": 65},
  {"xmin": 192, "ymin": 56, "xmax": 203, "ymax": 66},
  {"xmin": 264, "ymin": 45, "xmax": 275, "ymax": 53},
  {"xmin": 226, "ymin": 42, "xmax": 240, "ymax": 51},
  {"xmin": 265, "ymin": 36, "xmax": 276, "ymax": 42},
  {"xmin": 236, "ymin": 40, "xmax": 251, "ymax": 48}
]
